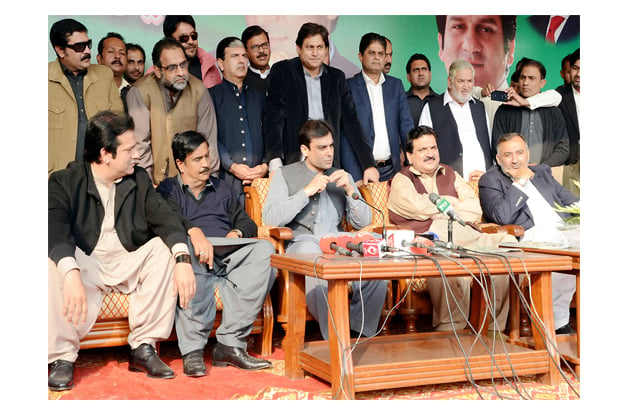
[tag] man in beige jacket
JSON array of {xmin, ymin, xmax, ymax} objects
[{"xmin": 48, "ymin": 18, "xmax": 123, "ymax": 175}]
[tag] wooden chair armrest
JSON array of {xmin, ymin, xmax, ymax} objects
[
  {"xmin": 479, "ymin": 223, "xmax": 525, "ymax": 238},
  {"xmin": 267, "ymin": 226, "xmax": 293, "ymax": 241}
]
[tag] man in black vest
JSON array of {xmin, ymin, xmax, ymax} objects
[{"xmin": 419, "ymin": 60, "xmax": 493, "ymax": 183}]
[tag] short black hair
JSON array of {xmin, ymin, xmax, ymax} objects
[
  {"xmin": 568, "ymin": 48, "xmax": 580, "ymax": 66},
  {"xmin": 298, "ymin": 119, "xmax": 334, "ymax": 148},
  {"xmin": 295, "ymin": 23, "xmax": 329, "ymax": 48},
  {"xmin": 50, "ymin": 18, "xmax": 87, "ymax": 50},
  {"xmin": 358, "ymin": 32, "xmax": 386, "ymax": 55},
  {"xmin": 518, "ymin": 58, "xmax": 547, "ymax": 79},
  {"xmin": 83, "ymin": 111, "xmax": 134, "ymax": 163},
  {"xmin": 125, "ymin": 43, "xmax": 146, "ymax": 61},
  {"xmin": 171, "ymin": 130, "xmax": 208, "ymax": 170},
  {"xmin": 406, "ymin": 126, "xmax": 437, "ymax": 153},
  {"xmin": 215, "ymin": 37, "xmax": 244, "ymax": 61},
  {"xmin": 97, "ymin": 32, "xmax": 125, "ymax": 56},
  {"xmin": 241, "ymin": 25, "xmax": 269, "ymax": 48},
  {"xmin": 163, "ymin": 15, "xmax": 196, "ymax": 38},
  {"xmin": 151, "ymin": 37, "xmax": 185, "ymax": 68},
  {"xmin": 405, "ymin": 53, "xmax": 431, "ymax": 74}
]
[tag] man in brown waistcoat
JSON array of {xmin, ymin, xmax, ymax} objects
[
  {"xmin": 388, "ymin": 126, "xmax": 514, "ymax": 334},
  {"xmin": 126, "ymin": 37, "xmax": 218, "ymax": 184}
]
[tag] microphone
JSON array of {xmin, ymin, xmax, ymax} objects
[
  {"xmin": 429, "ymin": 193, "xmax": 467, "ymax": 227},
  {"xmin": 401, "ymin": 236, "xmax": 435, "ymax": 255},
  {"xmin": 351, "ymin": 192, "xmax": 387, "ymax": 243},
  {"xmin": 319, "ymin": 235, "xmax": 353, "ymax": 256},
  {"xmin": 432, "ymin": 239, "xmax": 467, "ymax": 251},
  {"xmin": 345, "ymin": 232, "xmax": 375, "ymax": 254}
]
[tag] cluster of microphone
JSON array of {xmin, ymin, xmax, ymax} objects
[
  {"xmin": 319, "ymin": 191, "xmax": 469, "ymax": 258},
  {"xmin": 319, "ymin": 231, "xmax": 466, "ymax": 258}
]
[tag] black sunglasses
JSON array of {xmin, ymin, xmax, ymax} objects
[
  {"xmin": 66, "ymin": 39, "xmax": 92, "ymax": 53},
  {"xmin": 177, "ymin": 32, "xmax": 198, "ymax": 43}
]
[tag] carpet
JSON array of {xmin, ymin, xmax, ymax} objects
[{"xmin": 48, "ymin": 340, "xmax": 579, "ymax": 400}]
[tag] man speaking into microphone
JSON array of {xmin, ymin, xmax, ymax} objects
[
  {"xmin": 263, "ymin": 119, "xmax": 388, "ymax": 340},
  {"xmin": 388, "ymin": 126, "xmax": 516, "ymax": 332}
]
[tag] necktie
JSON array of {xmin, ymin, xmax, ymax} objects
[{"xmin": 546, "ymin": 15, "xmax": 565, "ymax": 43}]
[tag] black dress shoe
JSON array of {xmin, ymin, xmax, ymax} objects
[
  {"xmin": 48, "ymin": 360, "xmax": 75, "ymax": 391},
  {"xmin": 182, "ymin": 349, "xmax": 206, "ymax": 377},
  {"xmin": 555, "ymin": 323, "xmax": 576, "ymax": 335},
  {"xmin": 212, "ymin": 342, "xmax": 272, "ymax": 371},
  {"xmin": 128, "ymin": 343, "xmax": 175, "ymax": 379}
]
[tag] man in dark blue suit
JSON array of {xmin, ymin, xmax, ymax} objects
[
  {"xmin": 340, "ymin": 33, "xmax": 414, "ymax": 184},
  {"xmin": 557, "ymin": 49, "xmax": 580, "ymax": 196},
  {"xmin": 263, "ymin": 22, "xmax": 378, "ymax": 184},
  {"xmin": 209, "ymin": 37, "xmax": 268, "ymax": 204},
  {"xmin": 479, "ymin": 132, "xmax": 579, "ymax": 334}
]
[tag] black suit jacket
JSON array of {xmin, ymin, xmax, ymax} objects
[
  {"xmin": 478, "ymin": 163, "xmax": 579, "ymax": 230},
  {"xmin": 527, "ymin": 15, "xmax": 580, "ymax": 43},
  {"xmin": 263, "ymin": 57, "xmax": 375, "ymax": 170},
  {"xmin": 557, "ymin": 83, "xmax": 579, "ymax": 164}
]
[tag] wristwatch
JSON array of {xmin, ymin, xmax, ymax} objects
[
  {"xmin": 231, "ymin": 229, "xmax": 243, "ymax": 238},
  {"xmin": 517, "ymin": 177, "xmax": 528, "ymax": 187},
  {"xmin": 175, "ymin": 254, "xmax": 192, "ymax": 264}
]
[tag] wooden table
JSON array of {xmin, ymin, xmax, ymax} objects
[
  {"xmin": 271, "ymin": 251, "xmax": 573, "ymax": 399},
  {"xmin": 503, "ymin": 243, "xmax": 580, "ymax": 374}
]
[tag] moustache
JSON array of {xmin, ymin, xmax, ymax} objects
[
  {"xmin": 81, "ymin": 54, "xmax": 91, "ymax": 61},
  {"xmin": 200, "ymin": 168, "xmax": 210, "ymax": 174},
  {"xmin": 111, "ymin": 59, "xmax": 123, "ymax": 66},
  {"xmin": 257, "ymin": 53, "xmax": 268, "ymax": 59},
  {"xmin": 424, "ymin": 156, "xmax": 437, "ymax": 162}
]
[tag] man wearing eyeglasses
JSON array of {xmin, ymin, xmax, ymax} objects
[
  {"xmin": 48, "ymin": 18, "xmax": 124, "ymax": 175},
  {"xmin": 126, "ymin": 37, "xmax": 219, "ymax": 185},
  {"xmin": 241, "ymin": 25, "xmax": 271, "ymax": 95},
  {"xmin": 162, "ymin": 15, "xmax": 221, "ymax": 88}
]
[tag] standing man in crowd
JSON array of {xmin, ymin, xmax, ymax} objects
[
  {"xmin": 557, "ymin": 49, "xmax": 580, "ymax": 196},
  {"xmin": 419, "ymin": 60, "xmax": 493, "ymax": 182},
  {"xmin": 405, "ymin": 53, "xmax": 439, "ymax": 126},
  {"xmin": 241, "ymin": 25, "xmax": 272, "ymax": 95},
  {"xmin": 263, "ymin": 22, "xmax": 378, "ymax": 184},
  {"xmin": 479, "ymin": 133, "xmax": 579, "ymax": 335},
  {"xmin": 97, "ymin": 32, "xmax": 128, "ymax": 92},
  {"xmin": 210, "ymin": 37, "xmax": 268, "ymax": 203},
  {"xmin": 162, "ymin": 15, "xmax": 222, "ymax": 88},
  {"xmin": 48, "ymin": 18, "xmax": 123, "ymax": 174},
  {"xmin": 263, "ymin": 119, "xmax": 387, "ymax": 340},
  {"xmin": 157, "ymin": 131, "xmax": 275, "ymax": 377},
  {"xmin": 341, "ymin": 32, "xmax": 413, "ymax": 185},
  {"xmin": 48, "ymin": 111, "xmax": 196, "ymax": 391},
  {"xmin": 126, "ymin": 37, "xmax": 219, "ymax": 184},
  {"xmin": 491, "ymin": 59, "xmax": 569, "ymax": 168},
  {"xmin": 124, "ymin": 43, "xmax": 146, "ymax": 85},
  {"xmin": 383, "ymin": 36, "xmax": 393, "ymax": 75}
]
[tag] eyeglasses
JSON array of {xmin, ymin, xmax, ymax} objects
[
  {"xmin": 249, "ymin": 41, "xmax": 270, "ymax": 52},
  {"xmin": 158, "ymin": 60, "xmax": 188, "ymax": 73},
  {"xmin": 177, "ymin": 32, "xmax": 198, "ymax": 44},
  {"xmin": 66, "ymin": 39, "xmax": 92, "ymax": 53}
]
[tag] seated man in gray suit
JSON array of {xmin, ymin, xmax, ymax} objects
[
  {"xmin": 479, "ymin": 132, "xmax": 579, "ymax": 334},
  {"xmin": 263, "ymin": 119, "xmax": 388, "ymax": 340}
]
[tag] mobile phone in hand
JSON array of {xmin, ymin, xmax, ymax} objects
[{"xmin": 491, "ymin": 90, "xmax": 508, "ymax": 102}]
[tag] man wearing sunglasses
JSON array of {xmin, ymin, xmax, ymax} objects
[
  {"xmin": 161, "ymin": 15, "xmax": 222, "ymax": 88},
  {"xmin": 126, "ymin": 37, "xmax": 219, "ymax": 185},
  {"xmin": 48, "ymin": 18, "xmax": 124, "ymax": 175}
]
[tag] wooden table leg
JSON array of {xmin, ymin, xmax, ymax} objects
[
  {"xmin": 284, "ymin": 271, "xmax": 307, "ymax": 379},
  {"xmin": 327, "ymin": 279, "xmax": 354, "ymax": 400},
  {"xmin": 529, "ymin": 271, "xmax": 560, "ymax": 385},
  {"xmin": 508, "ymin": 274, "xmax": 521, "ymax": 342}
]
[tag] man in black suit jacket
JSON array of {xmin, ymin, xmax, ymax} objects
[
  {"xmin": 263, "ymin": 22, "xmax": 378, "ymax": 183},
  {"xmin": 557, "ymin": 49, "xmax": 580, "ymax": 196}
]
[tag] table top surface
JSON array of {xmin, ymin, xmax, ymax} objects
[{"xmin": 270, "ymin": 251, "xmax": 573, "ymax": 280}]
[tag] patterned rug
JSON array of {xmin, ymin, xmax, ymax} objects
[{"xmin": 48, "ymin": 340, "xmax": 579, "ymax": 400}]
